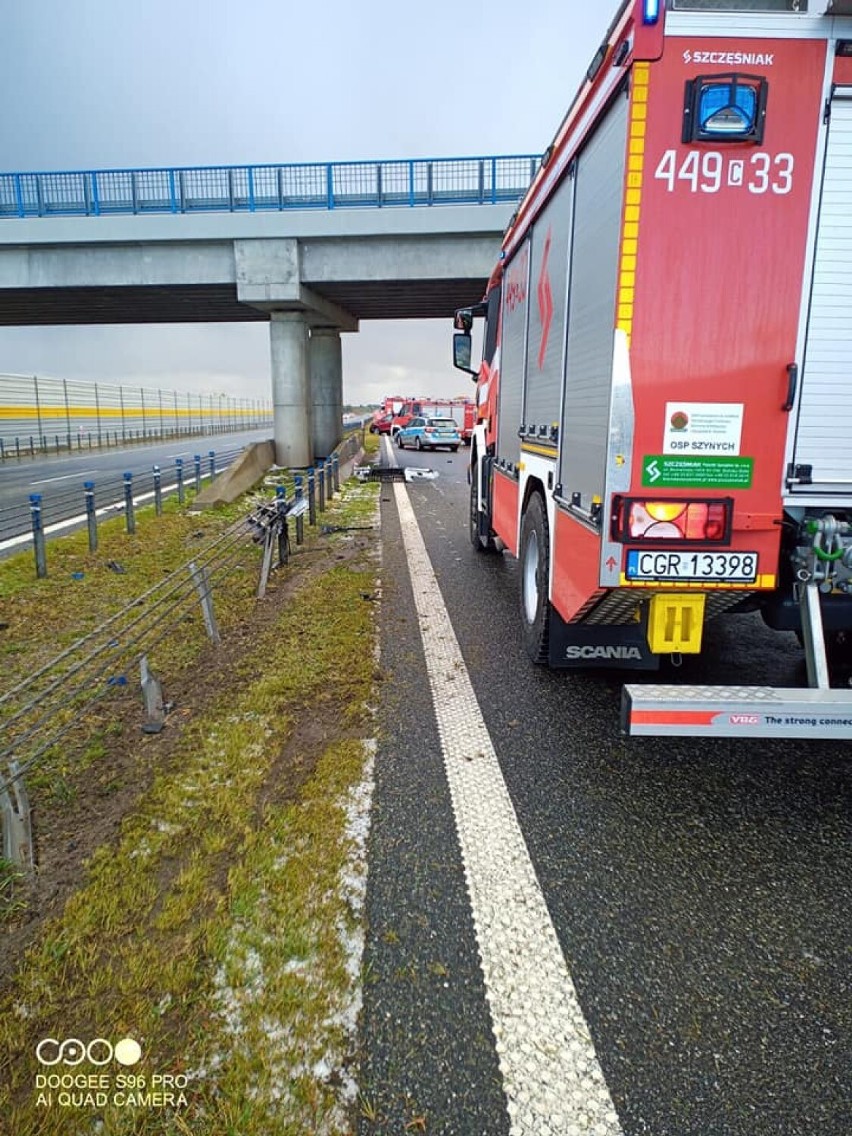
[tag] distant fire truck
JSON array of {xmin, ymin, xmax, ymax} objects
[
  {"xmin": 453, "ymin": 0, "xmax": 852, "ymax": 739},
  {"xmin": 373, "ymin": 397, "xmax": 475, "ymax": 442}
]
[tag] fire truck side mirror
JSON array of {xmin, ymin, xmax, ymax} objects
[
  {"xmin": 453, "ymin": 332, "xmax": 477, "ymax": 376},
  {"xmin": 454, "ymin": 309, "xmax": 474, "ymax": 333}
]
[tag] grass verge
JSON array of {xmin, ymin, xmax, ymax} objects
[{"xmin": 0, "ymin": 461, "xmax": 381, "ymax": 1136}]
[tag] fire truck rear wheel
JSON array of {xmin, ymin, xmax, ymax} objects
[{"xmin": 520, "ymin": 493, "xmax": 550, "ymax": 664}]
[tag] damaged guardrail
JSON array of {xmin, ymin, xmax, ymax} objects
[
  {"xmin": 0, "ymin": 516, "xmax": 256, "ymax": 873},
  {"xmin": 0, "ymin": 433, "xmax": 366, "ymax": 872},
  {"xmin": 354, "ymin": 463, "xmax": 439, "ymax": 483}
]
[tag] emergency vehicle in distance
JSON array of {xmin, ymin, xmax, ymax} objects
[
  {"xmin": 453, "ymin": 0, "xmax": 852, "ymax": 740},
  {"xmin": 371, "ymin": 397, "xmax": 475, "ymax": 442}
]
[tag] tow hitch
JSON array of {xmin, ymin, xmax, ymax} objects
[{"xmin": 621, "ymin": 515, "xmax": 852, "ymax": 739}]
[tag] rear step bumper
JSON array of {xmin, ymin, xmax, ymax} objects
[{"xmin": 622, "ymin": 684, "xmax": 852, "ymax": 739}]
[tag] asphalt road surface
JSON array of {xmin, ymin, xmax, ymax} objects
[
  {"xmin": 0, "ymin": 428, "xmax": 272, "ymax": 550},
  {"xmin": 0, "ymin": 427, "xmax": 271, "ymax": 512},
  {"xmin": 359, "ymin": 438, "xmax": 852, "ymax": 1136}
]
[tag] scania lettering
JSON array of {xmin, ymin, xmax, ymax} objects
[
  {"xmin": 565, "ymin": 646, "xmax": 643, "ymax": 661},
  {"xmin": 453, "ymin": 0, "xmax": 852, "ymax": 740}
]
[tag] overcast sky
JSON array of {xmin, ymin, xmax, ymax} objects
[{"xmin": 0, "ymin": 0, "xmax": 605, "ymax": 407}]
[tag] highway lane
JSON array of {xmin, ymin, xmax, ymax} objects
[
  {"xmin": 360, "ymin": 440, "xmax": 852, "ymax": 1135},
  {"xmin": 0, "ymin": 427, "xmax": 272, "ymax": 509},
  {"xmin": 0, "ymin": 428, "xmax": 273, "ymax": 551}
]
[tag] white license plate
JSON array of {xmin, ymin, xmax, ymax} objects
[{"xmin": 625, "ymin": 549, "xmax": 758, "ymax": 583}]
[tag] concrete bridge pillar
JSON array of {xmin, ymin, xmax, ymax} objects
[
  {"xmin": 269, "ymin": 312, "xmax": 311, "ymax": 468},
  {"xmin": 310, "ymin": 328, "xmax": 343, "ymax": 458}
]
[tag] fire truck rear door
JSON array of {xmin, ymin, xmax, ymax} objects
[{"xmin": 790, "ymin": 87, "xmax": 852, "ymax": 493}]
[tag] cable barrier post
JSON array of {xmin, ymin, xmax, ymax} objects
[
  {"xmin": 276, "ymin": 485, "xmax": 289, "ymax": 567},
  {"xmin": 317, "ymin": 459, "xmax": 326, "ymax": 513},
  {"xmin": 307, "ymin": 467, "xmax": 316, "ymax": 526},
  {"xmin": 29, "ymin": 494, "xmax": 47, "ymax": 579},
  {"xmin": 84, "ymin": 481, "xmax": 98, "ymax": 552},
  {"xmin": 188, "ymin": 561, "xmax": 220, "ymax": 644},
  {"xmin": 294, "ymin": 475, "xmax": 305, "ymax": 545},
  {"xmin": 175, "ymin": 457, "xmax": 185, "ymax": 504},
  {"xmin": 123, "ymin": 472, "xmax": 136, "ymax": 534},
  {"xmin": 153, "ymin": 465, "xmax": 162, "ymax": 516},
  {"xmin": 194, "ymin": 455, "xmax": 202, "ymax": 493}
]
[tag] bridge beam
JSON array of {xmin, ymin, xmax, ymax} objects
[
  {"xmin": 269, "ymin": 312, "xmax": 311, "ymax": 468},
  {"xmin": 310, "ymin": 328, "xmax": 343, "ymax": 458},
  {"xmin": 235, "ymin": 237, "xmax": 358, "ymax": 331}
]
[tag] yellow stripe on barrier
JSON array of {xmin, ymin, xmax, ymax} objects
[{"xmin": 0, "ymin": 405, "xmax": 263, "ymax": 420}]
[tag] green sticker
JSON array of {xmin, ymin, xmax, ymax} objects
[{"xmin": 642, "ymin": 455, "xmax": 753, "ymax": 489}]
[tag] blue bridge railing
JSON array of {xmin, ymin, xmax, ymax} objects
[{"xmin": 0, "ymin": 155, "xmax": 541, "ymax": 219}]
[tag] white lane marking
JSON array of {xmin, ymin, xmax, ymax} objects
[
  {"xmin": 30, "ymin": 470, "xmax": 99, "ymax": 485},
  {"xmin": 388, "ymin": 443, "xmax": 623, "ymax": 1136}
]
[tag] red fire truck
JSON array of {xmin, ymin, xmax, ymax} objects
[
  {"xmin": 453, "ymin": 0, "xmax": 852, "ymax": 739},
  {"xmin": 386, "ymin": 397, "xmax": 476, "ymax": 442}
]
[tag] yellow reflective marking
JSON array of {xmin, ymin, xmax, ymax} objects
[
  {"xmin": 617, "ymin": 64, "xmax": 653, "ymax": 348},
  {"xmin": 520, "ymin": 443, "xmax": 558, "ymax": 459}
]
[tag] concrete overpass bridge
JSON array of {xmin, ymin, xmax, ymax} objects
[{"xmin": 0, "ymin": 155, "xmax": 538, "ymax": 465}]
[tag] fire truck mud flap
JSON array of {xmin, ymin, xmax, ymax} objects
[
  {"xmin": 622, "ymin": 685, "xmax": 852, "ymax": 739},
  {"xmin": 547, "ymin": 611, "xmax": 660, "ymax": 670}
]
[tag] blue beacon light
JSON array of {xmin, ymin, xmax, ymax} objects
[{"xmin": 643, "ymin": 0, "xmax": 661, "ymax": 24}]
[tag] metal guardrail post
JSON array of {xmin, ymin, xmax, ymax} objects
[
  {"xmin": 332, "ymin": 454, "xmax": 340, "ymax": 492},
  {"xmin": 175, "ymin": 457, "xmax": 185, "ymax": 504},
  {"xmin": 308, "ymin": 468, "xmax": 316, "ymax": 526},
  {"xmin": 189, "ymin": 561, "xmax": 220, "ymax": 644},
  {"xmin": 194, "ymin": 455, "xmax": 202, "ymax": 493},
  {"xmin": 317, "ymin": 459, "xmax": 326, "ymax": 513},
  {"xmin": 84, "ymin": 481, "xmax": 98, "ymax": 552},
  {"xmin": 139, "ymin": 655, "xmax": 166, "ymax": 734},
  {"xmin": 294, "ymin": 475, "xmax": 305, "ymax": 545},
  {"xmin": 123, "ymin": 472, "xmax": 136, "ymax": 534},
  {"xmin": 1, "ymin": 764, "xmax": 33, "ymax": 874},
  {"xmin": 29, "ymin": 494, "xmax": 47, "ymax": 579},
  {"xmin": 208, "ymin": 450, "xmax": 216, "ymax": 480},
  {"xmin": 257, "ymin": 522, "xmax": 276, "ymax": 599},
  {"xmin": 276, "ymin": 486, "xmax": 289, "ymax": 567},
  {"xmin": 153, "ymin": 465, "xmax": 162, "ymax": 516},
  {"xmin": 326, "ymin": 457, "xmax": 334, "ymax": 500}
]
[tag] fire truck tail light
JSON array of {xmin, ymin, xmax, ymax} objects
[
  {"xmin": 611, "ymin": 497, "xmax": 732, "ymax": 543},
  {"xmin": 642, "ymin": 0, "xmax": 661, "ymax": 24}
]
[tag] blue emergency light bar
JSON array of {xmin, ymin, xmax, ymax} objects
[{"xmin": 643, "ymin": 0, "xmax": 661, "ymax": 22}]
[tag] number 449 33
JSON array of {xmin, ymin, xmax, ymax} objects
[{"xmin": 653, "ymin": 149, "xmax": 794, "ymax": 195}]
